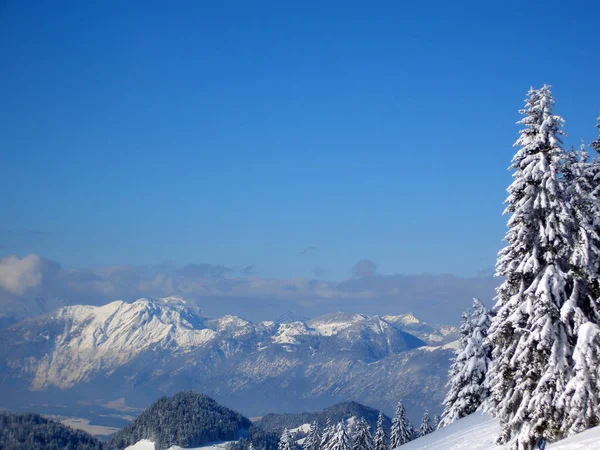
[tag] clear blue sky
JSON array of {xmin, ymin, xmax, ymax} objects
[{"xmin": 1, "ymin": 0, "xmax": 599, "ymax": 280}]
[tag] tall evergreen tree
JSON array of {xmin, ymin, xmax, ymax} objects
[
  {"xmin": 326, "ymin": 422, "xmax": 351, "ymax": 450},
  {"xmin": 589, "ymin": 117, "xmax": 600, "ymax": 281},
  {"xmin": 440, "ymin": 299, "xmax": 492, "ymax": 427},
  {"xmin": 433, "ymin": 415, "xmax": 441, "ymax": 430},
  {"xmin": 559, "ymin": 322, "xmax": 600, "ymax": 433},
  {"xmin": 373, "ymin": 413, "xmax": 387, "ymax": 450},
  {"xmin": 351, "ymin": 418, "xmax": 373, "ymax": 450},
  {"xmin": 303, "ymin": 422, "xmax": 321, "ymax": 450},
  {"xmin": 320, "ymin": 419, "xmax": 334, "ymax": 450},
  {"xmin": 592, "ymin": 116, "xmax": 600, "ymax": 155},
  {"xmin": 417, "ymin": 412, "xmax": 433, "ymax": 438},
  {"xmin": 279, "ymin": 429, "xmax": 295, "ymax": 450},
  {"xmin": 389, "ymin": 402, "xmax": 413, "ymax": 447},
  {"xmin": 486, "ymin": 85, "xmax": 579, "ymax": 448},
  {"xmin": 562, "ymin": 144, "xmax": 600, "ymax": 290}
]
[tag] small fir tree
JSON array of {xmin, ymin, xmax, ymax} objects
[
  {"xmin": 351, "ymin": 418, "xmax": 373, "ymax": 450},
  {"xmin": 303, "ymin": 422, "xmax": 321, "ymax": 450},
  {"xmin": 279, "ymin": 429, "xmax": 295, "ymax": 450},
  {"xmin": 418, "ymin": 412, "xmax": 433, "ymax": 438},
  {"xmin": 592, "ymin": 116, "xmax": 600, "ymax": 155},
  {"xmin": 440, "ymin": 299, "xmax": 492, "ymax": 427},
  {"xmin": 373, "ymin": 412, "xmax": 387, "ymax": 450},
  {"xmin": 390, "ymin": 402, "xmax": 413, "ymax": 447},
  {"xmin": 326, "ymin": 422, "xmax": 351, "ymax": 450},
  {"xmin": 559, "ymin": 323, "xmax": 600, "ymax": 434},
  {"xmin": 320, "ymin": 419, "xmax": 334, "ymax": 450}
]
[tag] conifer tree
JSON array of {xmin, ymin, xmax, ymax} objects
[
  {"xmin": 486, "ymin": 85, "xmax": 578, "ymax": 448},
  {"xmin": 417, "ymin": 412, "xmax": 433, "ymax": 438},
  {"xmin": 373, "ymin": 413, "xmax": 387, "ymax": 450},
  {"xmin": 303, "ymin": 422, "xmax": 321, "ymax": 450},
  {"xmin": 279, "ymin": 429, "xmax": 295, "ymax": 450},
  {"xmin": 433, "ymin": 415, "xmax": 441, "ymax": 430},
  {"xmin": 589, "ymin": 117, "xmax": 600, "ymax": 279},
  {"xmin": 320, "ymin": 419, "xmax": 334, "ymax": 450},
  {"xmin": 555, "ymin": 124, "xmax": 600, "ymax": 438},
  {"xmin": 326, "ymin": 422, "xmax": 351, "ymax": 450},
  {"xmin": 559, "ymin": 322, "xmax": 600, "ymax": 434},
  {"xmin": 390, "ymin": 402, "xmax": 413, "ymax": 447},
  {"xmin": 562, "ymin": 144, "xmax": 600, "ymax": 288},
  {"xmin": 440, "ymin": 299, "xmax": 492, "ymax": 427},
  {"xmin": 591, "ymin": 116, "xmax": 600, "ymax": 155},
  {"xmin": 351, "ymin": 418, "xmax": 373, "ymax": 450}
]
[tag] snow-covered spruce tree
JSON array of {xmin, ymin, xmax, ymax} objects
[
  {"xmin": 556, "ymin": 142, "xmax": 600, "ymax": 435},
  {"xmin": 417, "ymin": 412, "xmax": 433, "ymax": 438},
  {"xmin": 439, "ymin": 298, "xmax": 492, "ymax": 428},
  {"xmin": 326, "ymin": 422, "xmax": 351, "ymax": 450},
  {"xmin": 279, "ymin": 429, "xmax": 295, "ymax": 450},
  {"xmin": 351, "ymin": 418, "xmax": 373, "ymax": 450},
  {"xmin": 592, "ymin": 116, "xmax": 600, "ymax": 155},
  {"xmin": 390, "ymin": 402, "xmax": 414, "ymax": 447},
  {"xmin": 486, "ymin": 85, "xmax": 585, "ymax": 449},
  {"xmin": 560, "ymin": 322, "xmax": 600, "ymax": 433},
  {"xmin": 373, "ymin": 413, "xmax": 387, "ymax": 450},
  {"xmin": 303, "ymin": 422, "xmax": 321, "ymax": 450},
  {"xmin": 320, "ymin": 419, "xmax": 334, "ymax": 450},
  {"xmin": 589, "ymin": 117, "xmax": 600, "ymax": 280},
  {"xmin": 433, "ymin": 415, "xmax": 441, "ymax": 430},
  {"xmin": 562, "ymin": 144, "xmax": 600, "ymax": 286}
]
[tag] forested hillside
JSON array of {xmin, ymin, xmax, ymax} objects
[
  {"xmin": 108, "ymin": 392, "xmax": 253, "ymax": 450},
  {"xmin": 0, "ymin": 411, "xmax": 108, "ymax": 450}
]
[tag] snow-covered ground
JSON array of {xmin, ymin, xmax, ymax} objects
[
  {"xmin": 397, "ymin": 413, "xmax": 600, "ymax": 449},
  {"xmin": 125, "ymin": 439, "xmax": 236, "ymax": 450}
]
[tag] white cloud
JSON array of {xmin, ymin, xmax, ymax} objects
[
  {"xmin": 0, "ymin": 254, "xmax": 499, "ymax": 325},
  {"xmin": 0, "ymin": 253, "xmax": 44, "ymax": 294}
]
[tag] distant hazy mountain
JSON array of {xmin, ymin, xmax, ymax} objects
[
  {"xmin": 257, "ymin": 401, "xmax": 392, "ymax": 437},
  {"xmin": 0, "ymin": 297, "xmax": 457, "ymax": 425}
]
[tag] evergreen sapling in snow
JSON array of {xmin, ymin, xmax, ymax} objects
[
  {"xmin": 433, "ymin": 415, "xmax": 441, "ymax": 430},
  {"xmin": 351, "ymin": 418, "xmax": 374, "ymax": 450},
  {"xmin": 279, "ymin": 429, "xmax": 295, "ymax": 450},
  {"xmin": 390, "ymin": 402, "xmax": 413, "ymax": 447},
  {"xmin": 326, "ymin": 422, "xmax": 351, "ymax": 450},
  {"xmin": 303, "ymin": 422, "xmax": 321, "ymax": 450},
  {"xmin": 321, "ymin": 419, "xmax": 335, "ymax": 450},
  {"xmin": 373, "ymin": 413, "xmax": 387, "ymax": 450},
  {"xmin": 418, "ymin": 412, "xmax": 433, "ymax": 438},
  {"xmin": 439, "ymin": 299, "xmax": 492, "ymax": 428}
]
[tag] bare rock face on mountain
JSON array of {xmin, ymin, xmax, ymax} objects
[{"xmin": 0, "ymin": 297, "xmax": 456, "ymax": 424}]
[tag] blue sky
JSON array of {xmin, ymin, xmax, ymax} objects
[{"xmin": 1, "ymin": 0, "xmax": 599, "ymax": 281}]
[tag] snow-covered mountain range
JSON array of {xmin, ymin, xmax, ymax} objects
[{"xmin": 0, "ymin": 297, "xmax": 457, "ymax": 424}]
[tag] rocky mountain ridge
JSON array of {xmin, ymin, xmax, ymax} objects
[{"xmin": 0, "ymin": 297, "xmax": 457, "ymax": 425}]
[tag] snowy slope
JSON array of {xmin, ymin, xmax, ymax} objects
[
  {"xmin": 125, "ymin": 439, "xmax": 236, "ymax": 450},
  {"xmin": 397, "ymin": 413, "xmax": 600, "ymax": 450}
]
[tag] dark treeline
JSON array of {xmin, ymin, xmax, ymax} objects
[
  {"xmin": 0, "ymin": 411, "xmax": 108, "ymax": 450},
  {"xmin": 257, "ymin": 402, "xmax": 392, "ymax": 438},
  {"xmin": 108, "ymin": 392, "xmax": 253, "ymax": 450}
]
